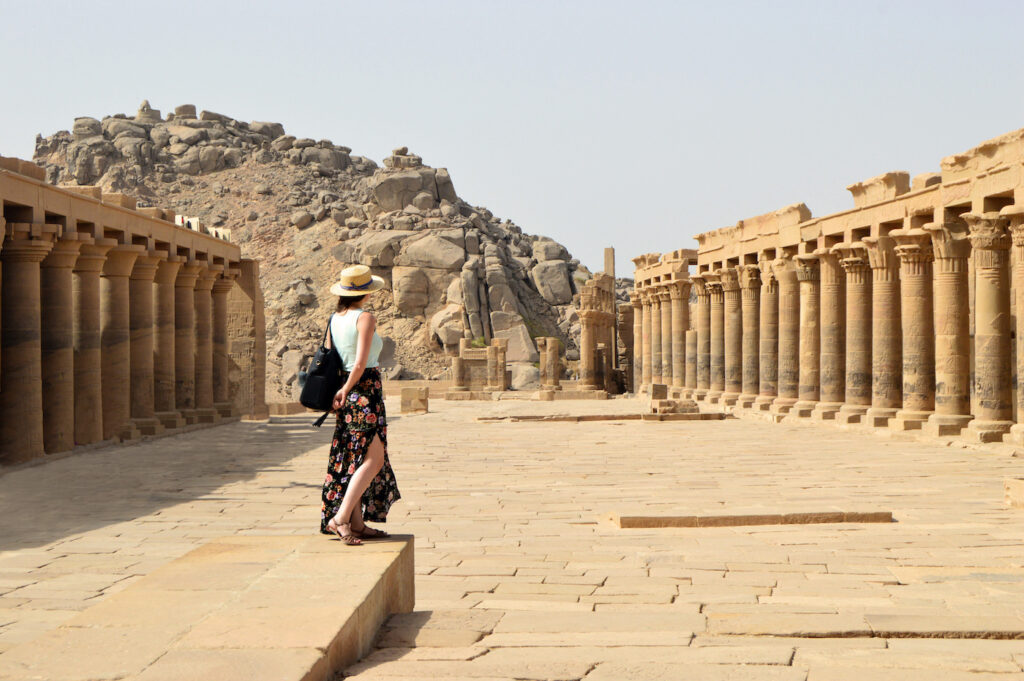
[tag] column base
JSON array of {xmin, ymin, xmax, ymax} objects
[
  {"xmin": 178, "ymin": 409, "xmax": 199, "ymax": 426},
  {"xmin": 810, "ymin": 402, "xmax": 843, "ymax": 420},
  {"xmin": 131, "ymin": 417, "xmax": 166, "ymax": 436},
  {"xmin": 770, "ymin": 397, "xmax": 797, "ymax": 414},
  {"xmin": 864, "ymin": 407, "xmax": 898, "ymax": 429},
  {"xmin": 448, "ymin": 386, "xmax": 469, "ymax": 392},
  {"xmin": 964, "ymin": 419, "xmax": 1014, "ymax": 443},
  {"xmin": 1006, "ymin": 423, "xmax": 1024, "ymax": 445},
  {"xmin": 737, "ymin": 393, "xmax": 758, "ymax": 409},
  {"xmin": 194, "ymin": 407, "xmax": 221, "ymax": 424},
  {"xmin": 753, "ymin": 395, "xmax": 776, "ymax": 412},
  {"xmin": 215, "ymin": 402, "xmax": 237, "ymax": 418},
  {"xmin": 706, "ymin": 390, "xmax": 724, "ymax": 404},
  {"xmin": 720, "ymin": 392, "xmax": 739, "ymax": 406},
  {"xmin": 837, "ymin": 404, "xmax": 868, "ymax": 425},
  {"xmin": 890, "ymin": 409, "xmax": 932, "ymax": 432},
  {"xmin": 669, "ymin": 387, "xmax": 684, "ymax": 399},
  {"xmin": 922, "ymin": 413, "xmax": 972, "ymax": 437},
  {"xmin": 692, "ymin": 389, "xmax": 709, "ymax": 401},
  {"xmin": 792, "ymin": 400, "xmax": 818, "ymax": 418},
  {"xmin": 155, "ymin": 411, "xmax": 186, "ymax": 429},
  {"xmin": 116, "ymin": 423, "xmax": 141, "ymax": 443}
]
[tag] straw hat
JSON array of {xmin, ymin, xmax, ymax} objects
[{"xmin": 329, "ymin": 264, "xmax": 386, "ymax": 297}]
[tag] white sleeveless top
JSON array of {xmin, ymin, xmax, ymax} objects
[{"xmin": 330, "ymin": 309, "xmax": 383, "ymax": 371}]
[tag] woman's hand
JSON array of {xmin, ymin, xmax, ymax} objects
[{"xmin": 332, "ymin": 388, "xmax": 348, "ymax": 412}]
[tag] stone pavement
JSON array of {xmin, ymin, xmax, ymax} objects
[{"xmin": 4, "ymin": 397, "xmax": 1024, "ymax": 679}]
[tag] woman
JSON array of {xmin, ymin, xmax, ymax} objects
[{"xmin": 320, "ymin": 264, "xmax": 401, "ymax": 545}]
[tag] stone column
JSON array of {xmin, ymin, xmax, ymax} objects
[
  {"xmin": 834, "ymin": 244, "xmax": 871, "ymax": 425},
  {"xmin": 649, "ymin": 291, "xmax": 663, "ymax": 385},
  {"xmin": 754, "ymin": 259, "xmax": 779, "ymax": 411},
  {"xmin": 658, "ymin": 289, "xmax": 672, "ymax": 389},
  {"xmin": 669, "ymin": 281, "xmax": 689, "ymax": 391},
  {"xmin": 543, "ymin": 337, "xmax": 561, "ymax": 390},
  {"xmin": 862, "ymin": 236, "xmax": 902, "ymax": 428},
  {"xmin": 101, "ymin": 244, "xmax": 143, "ymax": 442},
  {"xmin": 193, "ymin": 267, "xmax": 220, "ymax": 423},
  {"xmin": 685, "ymin": 329, "xmax": 697, "ymax": 393},
  {"xmin": 1009, "ymin": 212, "xmax": 1024, "ymax": 443},
  {"xmin": 579, "ymin": 309, "xmax": 598, "ymax": 390},
  {"xmin": 922, "ymin": 221, "xmax": 972, "ymax": 436},
  {"xmin": 891, "ymin": 229, "xmax": 935, "ymax": 431},
  {"xmin": 770, "ymin": 256, "xmax": 799, "ymax": 414},
  {"xmin": 40, "ymin": 237, "xmax": 84, "ymax": 454},
  {"xmin": 692, "ymin": 275, "xmax": 711, "ymax": 400},
  {"xmin": 72, "ymin": 240, "xmax": 114, "ymax": 446},
  {"xmin": 630, "ymin": 293, "xmax": 642, "ymax": 392},
  {"xmin": 737, "ymin": 265, "xmax": 760, "ymax": 408},
  {"xmin": 718, "ymin": 268, "xmax": 741, "ymax": 406},
  {"xmin": 0, "ymin": 235, "xmax": 54, "ymax": 464},
  {"xmin": 706, "ymin": 274, "xmax": 725, "ymax": 403},
  {"xmin": 450, "ymin": 356, "xmax": 467, "ymax": 391},
  {"xmin": 640, "ymin": 291, "xmax": 653, "ymax": 391},
  {"xmin": 153, "ymin": 255, "xmax": 184, "ymax": 429},
  {"xmin": 175, "ymin": 262, "xmax": 203, "ymax": 423},
  {"xmin": 213, "ymin": 270, "xmax": 238, "ymax": 416},
  {"xmin": 129, "ymin": 252, "xmax": 165, "ymax": 435},
  {"xmin": 811, "ymin": 249, "xmax": 845, "ymax": 420},
  {"xmin": 792, "ymin": 255, "xmax": 820, "ymax": 417},
  {"xmin": 964, "ymin": 213, "xmax": 1014, "ymax": 442}
]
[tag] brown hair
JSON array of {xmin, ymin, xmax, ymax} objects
[{"xmin": 336, "ymin": 294, "xmax": 367, "ymax": 312}]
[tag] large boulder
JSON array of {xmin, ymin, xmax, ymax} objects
[
  {"xmin": 533, "ymin": 239, "xmax": 569, "ymax": 262},
  {"xmin": 166, "ymin": 125, "xmax": 206, "ymax": 146},
  {"xmin": 395, "ymin": 234, "xmax": 465, "ymax": 271},
  {"xmin": 510, "ymin": 363, "xmax": 540, "ymax": 391},
  {"xmin": 392, "ymin": 267, "xmax": 430, "ymax": 316},
  {"xmin": 72, "ymin": 117, "xmax": 102, "ymax": 141},
  {"xmin": 494, "ymin": 323, "xmax": 538, "ymax": 363},
  {"xmin": 349, "ymin": 230, "xmax": 416, "ymax": 267},
  {"xmin": 250, "ymin": 121, "xmax": 285, "ymax": 138},
  {"xmin": 531, "ymin": 260, "xmax": 572, "ymax": 305},
  {"xmin": 430, "ymin": 303, "xmax": 464, "ymax": 348},
  {"xmin": 300, "ymin": 146, "xmax": 350, "ymax": 171},
  {"xmin": 372, "ymin": 170, "xmax": 429, "ymax": 212}
]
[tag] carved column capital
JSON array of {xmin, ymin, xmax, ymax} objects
[
  {"xmin": 668, "ymin": 278, "xmax": 691, "ymax": 301},
  {"xmin": 737, "ymin": 264, "xmax": 760, "ymax": 290},
  {"xmin": 691, "ymin": 274, "xmax": 710, "ymax": 300},
  {"xmin": 923, "ymin": 221, "xmax": 971, "ymax": 261},
  {"xmin": 965, "ymin": 212, "xmax": 1010, "ymax": 251},
  {"xmin": 794, "ymin": 254, "xmax": 820, "ymax": 282},
  {"xmin": 892, "ymin": 228, "xmax": 934, "ymax": 264},
  {"xmin": 769, "ymin": 255, "xmax": 797, "ymax": 285},
  {"xmin": 716, "ymin": 268, "xmax": 739, "ymax": 292}
]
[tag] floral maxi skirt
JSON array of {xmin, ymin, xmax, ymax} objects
[{"xmin": 320, "ymin": 367, "xmax": 401, "ymax": 533}]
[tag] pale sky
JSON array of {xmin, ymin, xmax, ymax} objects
[{"xmin": 3, "ymin": 1, "xmax": 1024, "ymax": 275}]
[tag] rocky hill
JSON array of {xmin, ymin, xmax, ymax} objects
[{"xmin": 33, "ymin": 101, "xmax": 625, "ymax": 401}]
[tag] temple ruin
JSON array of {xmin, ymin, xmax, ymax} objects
[
  {"xmin": 631, "ymin": 125, "xmax": 1024, "ymax": 443},
  {"xmin": 0, "ymin": 156, "xmax": 267, "ymax": 465}
]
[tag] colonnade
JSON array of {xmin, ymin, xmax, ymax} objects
[
  {"xmin": 578, "ymin": 273, "xmax": 617, "ymax": 392},
  {"xmin": 632, "ymin": 210, "xmax": 1024, "ymax": 444},
  {"xmin": 0, "ymin": 162, "xmax": 260, "ymax": 465}
]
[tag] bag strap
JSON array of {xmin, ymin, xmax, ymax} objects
[{"xmin": 320, "ymin": 315, "xmax": 333, "ymax": 349}]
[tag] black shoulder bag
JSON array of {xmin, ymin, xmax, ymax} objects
[{"xmin": 299, "ymin": 317, "xmax": 346, "ymax": 427}]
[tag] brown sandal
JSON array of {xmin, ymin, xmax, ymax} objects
[
  {"xmin": 326, "ymin": 519, "xmax": 362, "ymax": 545},
  {"xmin": 355, "ymin": 525, "xmax": 390, "ymax": 540}
]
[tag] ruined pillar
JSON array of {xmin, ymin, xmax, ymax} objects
[
  {"xmin": 640, "ymin": 291, "xmax": 652, "ymax": 391},
  {"xmin": 579, "ymin": 309, "xmax": 598, "ymax": 390},
  {"xmin": 922, "ymin": 221, "xmax": 972, "ymax": 437},
  {"xmin": 770, "ymin": 256, "xmax": 799, "ymax": 414},
  {"xmin": 964, "ymin": 213, "xmax": 1013, "ymax": 442},
  {"xmin": 704, "ymin": 273, "xmax": 723, "ymax": 402},
  {"xmin": 891, "ymin": 229, "xmax": 935, "ymax": 431},
  {"xmin": 630, "ymin": 293, "xmax": 643, "ymax": 392},
  {"xmin": 0, "ymin": 235, "xmax": 54, "ymax": 463},
  {"xmin": 737, "ymin": 265, "xmax": 760, "ymax": 408},
  {"xmin": 649, "ymin": 291, "xmax": 663, "ymax": 385},
  {"xmin": 1008, "ymin": 212, "xmax": 1024, "ymax": 444},
  {"xmin": 450, "ymin": 355, "xmax": 467, "ymax": 391},
  {"xmin": 862, "ymin": 236, "xmax": 901, "ymax": 428},
  {"xmin": 618, "ymin": 303, "xmax": 634, "ymax": 392},
  {"xmin": 101, "ymin": 244, "xmax": 143, "ymax": 442},
  {"xmin": 72, "ymin": 240, "xmax": 114, "ymax": 446},
  {"xmin": 542, "ymin": 337, "xmax": 561, "ymax": 390},
  {"xmin": 212, "ymin": 270, "xmax": 238, "ymax": 416},
  {"xmin": 834, "ymin": 244, "xmax": 871, "ymax": 425},
  {"xmin": 718, "ymin": 268, "xmax": 741, "ymax": 406},
  {"xmin": 175, "ymin": 262, "xmax": 203, "ymax": 423},
  {"xmin": 153, "ymin": 255, "xmax": 184, "ymax": 429},
  {"xmin": 669, "ymin": 280, "xmax": 690, "ymax": 390},
  {"xmin": 692, "ymin": 275, "xmax": 711, "ymax": 400},
  {"xmin": 812, "ymin": 249, "xmax": 845, "ymax": 420},
  {"xmin": 40, "ymin": 237, "xmax": 84, "ymax": 454},
  {"xmin": 754, "ymin": 259, "xmax": 779, "ymax": 411},
  {"xmin": 793, "ymin": 255, "xmax": 820, "ymax": 417},
  {"xmin": 129, "ymin": 252, "xmax": 165, "ymax": 435}
]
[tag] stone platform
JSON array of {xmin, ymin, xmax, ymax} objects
[{"xmin": 0, "ymin": 536, "xmax": 413, "ymax": 680}]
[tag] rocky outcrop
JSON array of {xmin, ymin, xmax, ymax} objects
[{"xmin": 32, "ymin": 102, "xmax": 618, "ymax": 402}]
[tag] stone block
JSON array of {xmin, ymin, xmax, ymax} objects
[
  {"xmin": 1005, "ymin": 478, "xmax": 1024, "ymax": 508},
  {"xmin": 650, "ymin": 383, "xmax": 669, "ymax": 400},
  {"xmin": 400, "ymin": 387, "xmax": 428, "ymax": 414}
]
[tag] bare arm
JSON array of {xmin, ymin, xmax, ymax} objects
[{"xmin": 332, "ymin": 311, "xmax": 376, "ymax": 411}]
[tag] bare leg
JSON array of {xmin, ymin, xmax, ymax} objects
[{"xmin": 332, "ymin": 434, "xmax": 385, "ymax": 530}]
